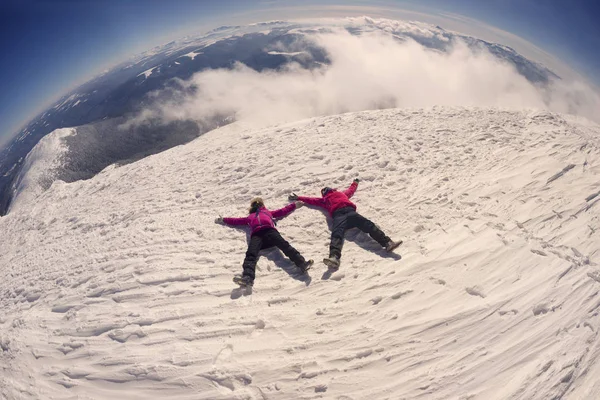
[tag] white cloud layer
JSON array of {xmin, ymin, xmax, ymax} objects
[{"xmin": 129, "ymin": 28, "xmax": 600, "ymax": 130}]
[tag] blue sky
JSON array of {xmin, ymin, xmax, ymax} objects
[{"xmin": 1, "ymin": 0, "xmax": 599, "ymax": 146}]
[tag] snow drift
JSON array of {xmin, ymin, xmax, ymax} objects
[{"xmin": 1, "ymin": 107, "xmax": 600, "ymax": 399}]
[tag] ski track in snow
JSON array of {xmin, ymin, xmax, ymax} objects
[{"xmin": 1, "ymin": 107, "xmax": 600, "ymax": 399}]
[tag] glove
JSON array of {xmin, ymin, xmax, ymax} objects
[
  {"xmin": 354, "ymin": 178, "xmax": 360, "ymax": 184},
  {"xmin": 295, "ymin": 201, "xmax": 304, "ymax": 208},
  {"xmin": 288, "ymin": 193, "xmax": 299, "ymax": 201},
  {"xmin": 214, "ymin": 216, "xmax": 224, "ymax": 224}
]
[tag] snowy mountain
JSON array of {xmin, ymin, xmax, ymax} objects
[
  {"xmin": 0, "ymin": 16, "xmax": 565, "ymax": 217},
  {"xmin": 2, "ymin": 106, "xmax": 600, "ymax": 399}
]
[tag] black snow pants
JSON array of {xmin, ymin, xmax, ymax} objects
[
  {"xmin": 329, "ymin": 206, "xmax": 391, "ymax": 259},
  {"xmin": 242, "ymin": 228, "xmax": 306, "ymax": 281}
]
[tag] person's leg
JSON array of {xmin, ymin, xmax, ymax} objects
[
  {"xmin": 241, "ymin": 234, "xmax": 264, "ymax": 282},
  {"xmin": 349, "ymin": 212, "xmax": 391, "ymax": 247},
  {"xmin": 329, "ymin": 212, "xmax": 349, "ymax": 259},
  {"xmin": 265, "ymin": 229, "xmax": 307, "ymax": 267}
]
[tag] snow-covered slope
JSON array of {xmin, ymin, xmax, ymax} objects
[
  {"xmin": 8, "ymin": 128, "xmax": 75, "ymax": 215},
  {"xmin": 1, "ymin": 107, "xmax": 600, "ymax": 399}
]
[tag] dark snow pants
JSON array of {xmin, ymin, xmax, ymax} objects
[
  {"xmin": 329, "ymin": 206, "xmax": 391, "ymax": 259},
  {"xmin": 242, "ymin": 228, "xmax": 306, "ymax": 281}
]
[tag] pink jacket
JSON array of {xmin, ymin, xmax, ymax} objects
[
  {"xmin": 297, "ymin": 181, "xmax": 358, "ymax": 216},
  {"xmin": 222, "ymin": 203, "xmax": 297, "ymax": 235}
]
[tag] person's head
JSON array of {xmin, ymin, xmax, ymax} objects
[
  {"xmin": 249, "ymin": 197, "xmax": 264, "ymax": 213},
  {"xmin": 321, "ymin": 187, "xmax": 334, "ymax": 197}
]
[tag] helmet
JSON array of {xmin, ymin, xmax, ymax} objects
[{"xmin": 321, "ymin": 187, "xmax": 333, "ymax": 197}]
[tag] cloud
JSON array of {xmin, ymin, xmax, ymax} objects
[{"xmin": 127, "ymin": 27, "xmax": 600, "ymax": 131}]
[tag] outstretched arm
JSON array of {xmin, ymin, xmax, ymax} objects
[
  {"xmin": 343, "ymin": 180, "xmax": 359, "ymax": 198},
  {"xmin": 296, "ymin": 195, "xmax": 326, "ymax": 208},
  {"xmin": 222, "ymin": 216, "xmax": 249, "ymax": 226},
  {"xmin": 271, "ymin": 203, "xmax": 297, "ymax": 219}
]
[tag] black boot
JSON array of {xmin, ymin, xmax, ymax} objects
[
  {"xmin": 385, "ymin": 239, "xmax": 403, "ymax": 252},
  {"xmin": 233, "ymin": 275, "xmax": 254, "ymax": 287},
  {"xmin": 323, "ymin": 255, "xmax": 340, "ymax": 270},
  {"xmin": 298, "ymin": 259, "xmax": 314, "ymax": 273}
]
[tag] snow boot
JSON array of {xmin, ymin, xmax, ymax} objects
[
  {"xmin": 385, "ymin": 239, "xmax": 403, "ymax": 252},
  {"xmin": 323, "ymin": 256, "xmax": 340, "ymax": 270},
  {"xmin": 298, "ymin": 259, "xmax": 314, "ymax": 273},
  {"xmin": 233, "ymin": 275, "xmax": 254, "ymax": 287}
]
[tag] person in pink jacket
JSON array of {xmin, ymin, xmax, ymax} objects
[
  {"xmin": 215, "ymin": 197, "xmax": 313, "ymax": 287},
  {"xmin": 289, "ymin": 178, "xmax": 401, "ymax": 269}
]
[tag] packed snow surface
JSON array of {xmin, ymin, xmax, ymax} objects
[{"xmin": 2, "ymin": 107, "xmax": 600, "ymax": 399}]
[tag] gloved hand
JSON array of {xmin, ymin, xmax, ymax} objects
[
  {"xmin": 214, "ymin": 216, "xmax": 224, "ymax": 224},
  {"xmin": 288, "ymin": 193, "xmax": 299, "ymax": 201},
  {"xmin": 354, "ymin": 178, "xmax": 360, "ymax": 184},
  {"xmin": 295, "ymin": 201, "xmax": 304, "ymax": 208}
]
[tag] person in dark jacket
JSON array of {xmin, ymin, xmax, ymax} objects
[
  {"xmin": 215, "ymin": 197, "xmax": 313, "ymax": 286},
  {"xmin": 289, "ymin": 179, "xmax": 401, "ymax": 269}
]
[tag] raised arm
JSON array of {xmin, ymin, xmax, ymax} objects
[
  {"xmin": 271, "ymin": 203, "xmax": 297, "ymax": 219},
  {"xmin": 342, "ymin": 180, "xmax": 358, "ymax": 198},
  {"xmin": 222, "ymin": 216, "xmax": 249, "ymax": 226}
]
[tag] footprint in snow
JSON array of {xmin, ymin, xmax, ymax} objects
[
  {"xmin": 315, "ymin": 384, "xmax": 328, "ymax": 392},
  {"xmin": 465, "ymin": 287, "xmax": 486, "ymax": 298},
  {"xmin": 587, "ymin": 270, "xmax": 600, "ymax": 283},
  {"xmin": 531, "ymin": 249, "xmax": 547, "ymax": 256},
  {"xmin": 498, "ymin": 309, "xmax": 518, "ymax": 316},
  {"xmin": 533, "ymin": 303, "xmax": 552, "ymax": 316},
  {"xmin": 214, "ymin": 344, "xmax": 233, "ymax": 365}
]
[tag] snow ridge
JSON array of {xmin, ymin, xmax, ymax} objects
[{"xmin": 1, "ymin": 107, "xmax": 600, "ymax": 399}]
